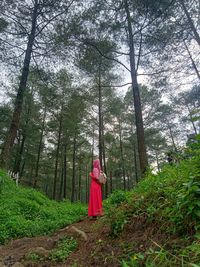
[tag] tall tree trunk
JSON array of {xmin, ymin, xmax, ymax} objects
[
  {"xmin": 53, "ymin": 112, "xmax": 63, "ymax": 199},
  {"xmin": 0, "ymin": 0, "xmax": 38, "ymax": 168},
  {"xmin": 30, "ymin": 163, "xmax": 34, "ymax": 185},
  {"xmin": 98, "ymin": 68, "xmax": 103, "ymax": 168},
  {"xmin": 34, "ymin": 106, "xmax": 46, "ymax": 188},
  {"xmin": 91, "ymin": 126, "xmax": 95, "ymax": 170},
  {"xmin": 102, "ymin": 115, "xmax": 108, "ymax": 198},
  {"xmin": 124, "ymin": 0, "xmax": 148, "ymax": 175},
  {"xmin": 110, "ymin": 170, "xmax": 113, "ymax": 194},
  {"xmin": 184, "ymin": 102, "xmax": 198, "ymax": 135},
  {"xmin": 71, "ymin": 132, "xmax": 77, "ymax": 202},
  {"xmin": 45, "ymin": 180, "xmax": 49, "ymax": 195},
  {"xmin": 13, "ymin": 133, "xmax": 22, "ymax": 173},
  {"xmin": 78, "ymin": 161, "xmax": 82, "ymax": 202},
  {"xmin": 184, "ymin": 42, "xmax": 200, "ymax": 80},
  {"xmin": 59, "ymin": 154, "xmax": 64, "ymax": 200},
  {"xmin": 63, "ymin": 144, "xmax": 67, "ymax": 199},
  {"xmin": 14, "ymin": 133, "xmax": 26, "ymax": 175},
  {"xmin": 179, "ymin": 0, "xmax": 200, "ymax": 46},
  {"xmin": 168, "ymin": 124, "xmax": 177, "ymax": 152},
  {"xmin": 119, "ymin": 118, "xmax": 126, "ymax": 190},
  {"xmin": 20, "ymin": 154, "xmax": 26, "ymax": 180},
  {"xmin": 155, "ymin": 150, "xmax": 160, "ymax": 172},
  {"xmin": 14, "ymin": 87, "xmax": 34, "ymax": 175},
  {"xmin": 127, "ymin": 173, "xmax": 130, "ymax": 190},
  {"xmin": 133, "ymin": 144, "xmax": 138, "ymax": 183},
  {"xmin": 85, "ymin": 164, "xmax": 89, "ymax": 203}
]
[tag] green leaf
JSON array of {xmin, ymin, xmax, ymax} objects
[
  {"xmin": 121, "ymin": 260, "xmax": 129, "ymax": 267},
  {"xmin": 194, "ymin": 210, "xmax": 200, "ymax": 217},
  {"xmin": 194, "ymin": 233, "xmax": 200, "ymax": 240},
  {"xmin": 196, "ymin": 201, "xmax": 200, "ymax": 207}
]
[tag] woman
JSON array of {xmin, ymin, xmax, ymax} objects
[{"xmin": 88, "ymin": 159, "xmax": 103, "ymax": 218}]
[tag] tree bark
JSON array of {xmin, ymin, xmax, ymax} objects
[
  {"xmin": 53, "ymin": 112, "xmax": 63, "ymax": 199},
  {"xmin": 78, "ymin": 161, "xmax": 82, "ymax": 202},
  {"xmin": 14, "ymin": 87, "xmax": 34, "ymax": 175},
  {"xmin": 185, "ymin": 102, "xmax": 198, "ymax": 135},
  {"xmin": 34, "ymin": 106, "xmax": 46, "ymax": 188},
  {"xmin": 102, "ymin": 115, "xmax": 108, "ymax": 198},
  {"xmin": 133, "ymin": 144, "xmax": 138, "ymax": 183},
  {"xmin": 71, "ymin": 132, "xmax": 77, "ymax": 202},
  {"xmin": 168, "ymin": 124, "xmax": 177, "ymax": 152},
  {"xmin": 155, "ymin": 150, "xmax": 160, "ymax": 172},
  {"xmin": 98, "ymin": 68, "xmax": 103, "ymax": 168},
  {"xmin": 127, "ymin": 173, "xmax": 130, "ymax": 190},
  {"xmin": 14, "ymin": 133, "xmax": 26, "ymax": 175},
  {"xmin": 13, "ymin": 133, "xmax": 21, "ymax": 173},
  {"xmin": 179, "ymin": 0, "xmax": 200, "ymax": 46},
  {"xmin": 91, "ymin": 126, "xmax": 95, "ymax": 171},
  {"xmin": 184, "ymin": 42, "xmax": 200, "ymax": 80},
  {"xmin": 110, "ymin": 170, "xmax": 113, "ymax": 194},
  {"xmin": 124, "ymin": 0, "xmax": 148, "ymax": 175},
  {"xmin": 0, "ymin": 0, "xmax": 38, "ymax": 168},
  {"xmin": 119, "ymin": 118, "xmax": 126, "ymax": 190},
  {"xmin": 63, "ymin": 144, "xmax": 67, "ymax": 199},
  {"xmin": 85, "ymin": 164, "xmax": 89, "ymax": 203},
  {"xmin": 59, "ymin": 154, "xmax": 64, "ymax": 200}
]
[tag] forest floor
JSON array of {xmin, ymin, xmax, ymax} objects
[{"xmin": 0, "ymin": 215, "xmax": 173, "ymax": 267}]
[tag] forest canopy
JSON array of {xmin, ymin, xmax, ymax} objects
[{"xmin": 0, "ymin": 0, "xmax": 199, "ymax": 200}]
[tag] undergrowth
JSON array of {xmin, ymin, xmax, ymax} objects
[
  {"xmin": 104, "ymin": 137, "xmax": 200, "ymax": 266},
  {"xmin": 49, "ymin": 236, "xmax": 77, "ymax": 262},
  {"xmin": 0, "ymin": 170, "xmax": 87, "ymax": 244}
]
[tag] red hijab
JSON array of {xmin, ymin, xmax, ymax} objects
[{"xmin": 92, "ymin": 159, "xmax": 101, "ymax": 179}]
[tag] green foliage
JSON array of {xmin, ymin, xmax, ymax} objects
[
  {"xmin": 121, "ymin": 241, "xmax": 200, "ymax": 267},
  {"xmin": 109, "ymin": 208, "xmax": 128, "ymax": 237},
  {"xmin": 105, "ymin": 148, "xmax": 200, "ymax": 265},
  {"xmin": 103, "ymin": 190, "xmax": 131, "ymax": 236},
  {"xmin": 181, "ymin": 240, "xmax": 200, "ymax": 265},
  {"xmin": 49, "ymin": 236, "xmax": 77, "ymax": 262},
  {"xmin": 186, "ymin": 134, "xmax": 200, "ymax": 154},
  {"xmin": 25, "ymin": 252, "xmax": 41, "ymax": 262},
  {"xmin": 121, "ymin": 248, "xmax": 178, "ymax": 267},
  {"xmin": 105, "ymin": 190, "xmax": 129, "ymax": 207},
  {"xmin": 0, "ymin": 174, "xmax": 3, "ymax": 193},
  {"xmin": 0, "ymin": 170, "xmax": 87, "ymax": 244}
]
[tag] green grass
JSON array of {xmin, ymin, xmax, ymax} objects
[
  {"xmin": 49, "ymin": 236, "xmax": 77, "ymax": 262},
  {"xmin": 104, "ymin": 145, "xmax": 200, "ymax": 266},
  {"xmin": 0, "ymin": 170, "xmax": 87, "ymax": 244},
  {"xmin": 24, "ymin": 236, "xmax": 77, "ymax": 262}
]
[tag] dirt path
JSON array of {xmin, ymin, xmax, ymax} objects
[
  {"xmin": 0, "ymin": 217, "xmax": 112, "ymax": 267},
  {"xmin": 0, "ymin": 216, "xmax": 170, "ymax": 267}
]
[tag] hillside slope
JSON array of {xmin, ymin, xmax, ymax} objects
[
  {"xmin": 0, "ymin": 145, "xmax": 200, "ymax": 266},
  {"xmin": 0, "ymin": 170, "xmax": 87, "ymax": 245}
]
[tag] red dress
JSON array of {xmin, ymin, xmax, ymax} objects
[{"xmin": 88, "ymin": 172, "xmax": 103, "ymax": 217}]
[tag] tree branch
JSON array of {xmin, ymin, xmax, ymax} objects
[
  {"xmin": 35, "ymin": 0, "xmax": 75, "ymax": 37},
  {"xmin": 136, "ymin": 32, "xmax": 143, "ymax": 72},
  {"xmin": 81, "ymin": 39, "xmax": 131, "ymax": 73}
]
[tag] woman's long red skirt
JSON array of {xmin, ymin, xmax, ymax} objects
[{"xmin": 88, "ymin": 173, "xmax": 103, "ymax": 217}]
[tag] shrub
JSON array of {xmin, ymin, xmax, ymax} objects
[
  {"xmin": 0, "ymin": 170, "xmax": 87, "ymax": 244},
  {"xmin": 49, "ymin": 236, "xmax": 77, "ymax": 262}
]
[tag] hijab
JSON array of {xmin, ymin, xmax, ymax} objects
[{"xmin": 92, "ymin": 159, "xmax": 101, "ymax": 179}]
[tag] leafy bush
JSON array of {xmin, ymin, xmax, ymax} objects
[
  {"xmin": 25, "ymin": 252, "xmax": 41, "ymax": 262},
  {"xmin": 104, "ymin": 190, "xmax": 128, "ymax": 210},
  {"xmin": 0, "ymin": 170, "xmax": 87, "ymax": 244},
  {"xmin": 0, "ymin": 174, "xmax": 3, "ymax": 193},
  {"xmin": 109, "ymin": 207, "xmax": 128, "ymax": 237},
  {"xmin": 105, "ymin": 147, "xmax": 200, "ymax": 265},
  {"xmin": 49, "ymin": 236, "xmax": 77, "ymax": 262}
]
